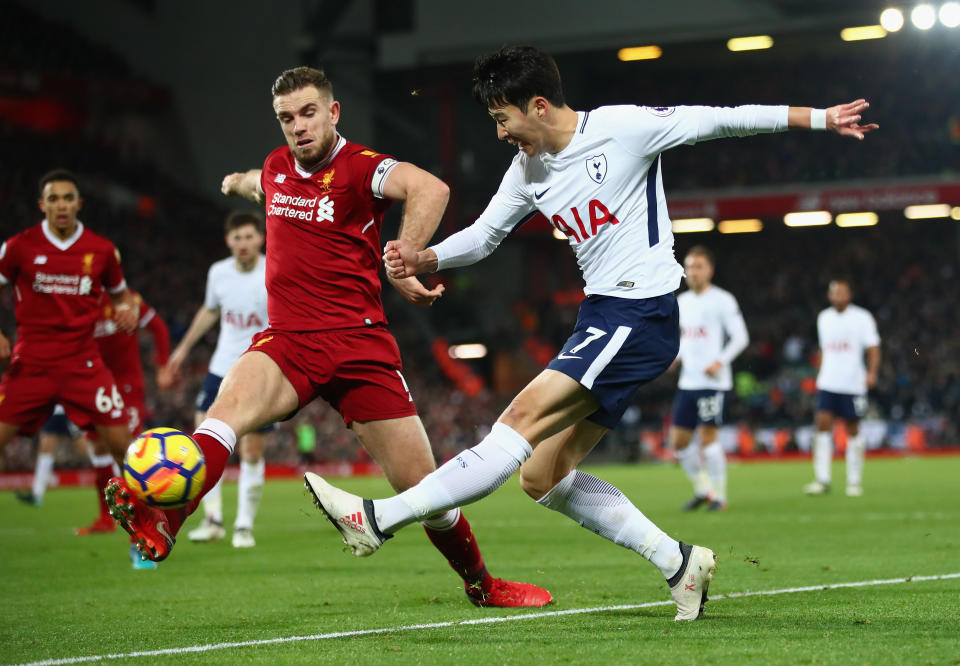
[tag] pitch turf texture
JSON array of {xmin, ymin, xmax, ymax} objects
[{"xmin": 2, "ymin": 457, "xmax": 958, "ymax": 665}]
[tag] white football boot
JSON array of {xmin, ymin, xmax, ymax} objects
[
  {"xmin": 669, "ymin": 543, "xmax": 718, "ymax": 621},
  {"xmin": 304, "ymin": 472, "xmax": 390, "ymax": 557},
  {"xmin": 188, "ymin": 518, "xmax": 226, "ymax": 542},
  {"xmin": 231, "ymin": 528, "xmax": 256, "ymax": 548},
  {"xmin": 803, "ymin": 481, "xmax": 830, "ymax": 495},
  {"xmin": 845, "ymin": 485, "xmax": 863, "ymax": 497}
]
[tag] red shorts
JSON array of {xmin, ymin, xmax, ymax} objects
[
  {"xmin": 246, "ymin": 326, "xmax": 417, "ymax": 425},
  {"xmin": 0, "ymin": 356, "xmax": 128, "ymax": 436},
  {"xmin": 86, "ymin": 385, "xmax": 145, "ymax": 440}
]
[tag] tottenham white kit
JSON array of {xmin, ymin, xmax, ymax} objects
[
  {"xmin": 816, "ymin": 304, "xmax": 880, "ymax": 395},
  {"xmin": 204, "ymin": 255, "xmax": 269, "ymax": 377},
  {"xmin": 432, "ymin": 104, "xmax": 788, "ymax": 296},
  {"xmin": 677, "ymin": 286, "xmax": 749, "ymax": 391}
]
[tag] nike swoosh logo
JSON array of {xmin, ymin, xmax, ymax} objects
[
  {"xmin": 534, "ymin": 188, "xmax": 551, "ymax": 200},
  {"xmin": 155, "ymin": 521, "xmax": 175, "ymax": 545},
  {"xmin": 557, "ymin": 352, "xmax": 581, "ymax": 360}
]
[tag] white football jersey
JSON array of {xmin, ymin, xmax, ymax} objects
[
  {"xmin": 816, "ymin": 304, "xmax": 880, "ymax": 395},
  {"xmin": 677, "ymin": 285, "xmax": 749, "ymax": 391},
  {"xmin": 204, "ymin": 255, "xmax": 268, "ymax": 377},
  {"xmin": 432, "ymin": 104, "xmax": 788, "ymax": 298}
]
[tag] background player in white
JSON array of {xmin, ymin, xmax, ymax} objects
[
  {"xmin": 670, "ymin": 246, "xmax": 748, "ymax": 511},
  {"xmin": 158, "ymin": 211, "xmax": 269, "ymax": 547},
  {"xmin": 804, "ymin": 278, "xmax": 880, "ymax": 497},
  {"xmin": 308, "ymin": 44, "xmax": 876, "ymax": 621}
]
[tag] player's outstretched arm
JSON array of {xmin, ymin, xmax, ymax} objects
[
  {"xmin": 159, "ymin": 306, "xmax": 219, "ymax": 389},
  {"xmin": 788, "ymin": 99, "xmax": 878, "ymax": 139},
  {"xmin": 222, "ymin": 170, "xmax": 266, "ymax": 204}
]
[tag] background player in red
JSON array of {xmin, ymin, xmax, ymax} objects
[
  {"xmin": 76, "ymin": 289, "xmax": 169, "ymax": 544},
  {"xmin": 106, "ymin": 66, "xmax": 551, "ymax": 608},
  {"xmin": 0, "ymin": 169, "xmax": 138, "ymax": 465}
]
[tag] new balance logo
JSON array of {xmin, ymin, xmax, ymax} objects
[
  {"xmin": 338, "ymin": 512, "xmax": 366, "ymax": 534},
  {"xmin": 316, "ymin": 195, "xmax": 335, "ymax": 223},
  {"xmin": 34, "ymin": 255, "xmax": 47, "ymax": 264},
  {"xmin": 155, "ymin": 521, "xmax": 175, "ymax": 546},
  {"xmin": 274, "ymin": 173, "xmax": 286, "ymax": 183}
]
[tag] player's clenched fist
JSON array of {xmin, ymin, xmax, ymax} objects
[{"xmin": 383, "ymin": 239, "xmax": 421, "ymax": 279}]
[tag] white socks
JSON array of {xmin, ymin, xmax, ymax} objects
[
  {"xmin": 195, "ymin": 418, "xmax": 237, "ymax": 455},
  {"xmin": 203, "ymin": 479, "xmax": 224, "ymax": 524},
  {"xmin": 702, "ymin": 442, "xmax": 727, "ymax": 503},
  {"xmin": 538, "ymin": 469, "xmax": 683, "ymax": 579},
  {"xmin": 421, "ymin": 508, "xmax": 461, "ymax": 531},
  {"xmin": 813, "ymin": 431, "xmax": 833, "ymax": 484},
  {"xmin": 846, "ymin": 434, "xmax": 865, "ymax": 487},
  {"xmin": 235, "ymin": 459, "xmax": 265, "ymax": 531},
  {"xmin": 373, "ymin": 422, "xmax": 533, "ymax": 534},
  {"xmin": 32, "ymin": 452, "xmax": 55, "ymax": 500},
  {"xmin": 676, "ymin": 444, "xmax": 711, "ymax": 498}
]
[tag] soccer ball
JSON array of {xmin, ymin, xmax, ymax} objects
[{"xmin": 122, "ymin": 428, "xmax": 206, "ymax": 508}]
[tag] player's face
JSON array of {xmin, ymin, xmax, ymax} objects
[
  {"xmin": 488, "ymin": 101, "xmax": 542, "ymax": 155},
  {"xmin": 683, "ymin": 254, "xmax": 714, "ymax": 291},
  {"xmin": 226, "ymin": 224, "xmax": 264, "ymax": 263},
  {"xmin": 273, "ymin": 86, "xmax": 340, "ymax": 170},
  {"xmin": 38, "ymin": 180, "xmax": 82, "ymax": 233},
  {"xmin": 828, "ymin": 281, "xmax": 852, "ymax": 310}
]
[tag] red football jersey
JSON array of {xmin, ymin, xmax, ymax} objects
[
  {"xmin": 260, "ymin": 136, "xmax": 399, "ymax": 332},
  {"xmin": 93, "ymin": 290, "xmax": 157, "ymax": 391},
  {"xmin": 0, "ymin": 221, "xmax": 126, "ymax": 365}
]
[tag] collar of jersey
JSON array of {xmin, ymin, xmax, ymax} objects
[
  {"xmin": 540, "ymin": 111, "xmax": 586, "ymax": 166},
  {"xmin": 41, "ymin": 219, "xmax": 84, "ymax": 251},
  {"xmin": 293, "ymin": 134, "xmax": 346, "ymax": 178}
]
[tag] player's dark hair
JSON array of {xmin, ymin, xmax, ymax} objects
[
  {"xmin": 686, "ymin": 245, "xmax": 715, "ymax": 267},
  {"xmin": 225, "ymin": 210, "xmax": 264, "ymax": 235},
  {"xmin": 272, "ymin": 66, "xmax": 334, "ymax": 99},
  {"xmin": 38, "ymin": 169, "xmax": 80, "ymax": 197},
  {"xmin": 472, "ymin": 45, "xmax": 565, "ymax": 110}
]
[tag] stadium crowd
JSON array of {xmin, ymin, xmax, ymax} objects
[{"xmin": 2, "ymin": 5, "xmax": 959, "ymax": 472}]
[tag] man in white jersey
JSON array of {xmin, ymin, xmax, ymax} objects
[
  {"xmin": 158, "ymin": 211, "xmax": 269, "ymax": 547},
  {"xmin": 670, "ymin": 246, "xmax": 748, "ymax": 512},
  {"xmin": 305, "ymin": 45, "xmax": 877, "ymax": 621},
  {"xmin": 804, "ymin": 278, "xmax": 880, "ymax": 497}
]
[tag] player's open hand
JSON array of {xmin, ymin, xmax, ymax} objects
[
  {"xmin": 0, "ymin": 331, "xmax": 10, "ymax": 362},
  {"xmin": 388, "ymin": 274, "xmax": 445, "ymax": 306},
  {"xmin": 383, "ymin": 240, "xmax": 421, "ymax": 278},
  {"xmin": 827, "ymin": 99, "xmax": 878, "ymax": 140}
]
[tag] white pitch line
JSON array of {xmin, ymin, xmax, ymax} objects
[{"xmin": 12, "ymin": 572, "xmax": 960, "ymax": 666}]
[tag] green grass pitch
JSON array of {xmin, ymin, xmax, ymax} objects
[{"xmin": 1, "ymin": 456, "xmax": 958, "ymax": 665}]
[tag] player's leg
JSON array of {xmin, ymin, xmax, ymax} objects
[
  {"xmin": 670, "ymin": 417, "xmax": 710, "ymax": 510},
  {"xmin": 368, "ymin": 369, "xmax": 597, "ymax": 535},
  {"xmin": 75, "ymin": 432, "xmax": 117, "ymax": 535},
  {"xmin": 19, "ymin": 428, "xmax": 59, "ymax": 506},
  {"xmin": 232, "ymin": 430, "xmax": 267, "ymax": 548},
  {"xmin": 699, "ymin": 424, "xmax": 726, "ymax": 510},
  {"xmin": 188, "ymin": 401, "xmax": 226, "ymax": 543},
  {"xmin": 845, "ymin": 412, "xmax": 865, "ymax": 496},
  {"xmin": 108, "ymin": 347, "xmax": 299, "ymax": 561},
  {"xmin": 351, "ymin": 415, "xmax": 551, "ymax": 607},
  {"xmin": 806, "ymin": 392, "xmax": 835, "ymax": 494}
]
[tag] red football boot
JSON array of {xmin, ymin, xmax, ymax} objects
[
  {"xmin": 466, "ymin": 576, "xmax": 553, "ymax": 608},
  {"xmin": 74, "ymin": 514, "xmax": 116, "ymax": 535},
  {"xmin": 105, "ymin": 477, "xmax": 176, "ymax": 562}
]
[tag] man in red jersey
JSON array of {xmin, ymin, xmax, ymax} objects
[
  {"xmin": 74, "ymin": 289, "xmax": 169, "ymax": 543},
  {"xmin": 0, "ymin": 170, "xmax": 138, "ymax": 463},
  {"xmin": 106, "ymin": 66, "xmax": 551, "ymax": 608}
]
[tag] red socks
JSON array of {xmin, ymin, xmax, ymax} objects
[
  {"xmin": 164, "ymin": 429, "xmax": 231, "ymax": 534},
  {"xmin": 92, "ymin": 462, "xmax": 114, "ymax": 518},
  {"xmin": 423, "ymin": 511, "xmax": 491, "ymax": 589}
]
